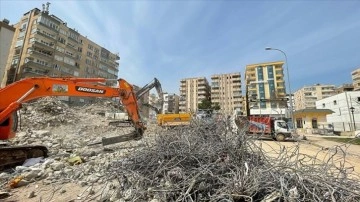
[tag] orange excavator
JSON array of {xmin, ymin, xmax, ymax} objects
[{"xmin": 0, "ymin": 77, "xmax": 162, "ymax": 169}]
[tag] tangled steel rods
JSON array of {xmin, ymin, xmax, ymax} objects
[{"xmin": 108, "ymin": 119, "xmax": 360, "ymax": 202}]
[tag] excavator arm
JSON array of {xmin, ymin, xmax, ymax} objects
[
  {"xmin": 135, "ymin": 78, "xmax": 164, "ymax": 114},
  {"xmin": 0, "ymin": 77, "xmax": 149, "ymax": 169},
  {"xmin": 0, "ymin": 77, "xmax": 145, "ymax": 140}
]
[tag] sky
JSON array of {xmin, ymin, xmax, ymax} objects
[{"xmin": 1, "ymin": 0, "xmax": 359, "ymax": 95}]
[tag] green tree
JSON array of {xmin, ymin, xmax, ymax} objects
[
  {"xmin": 212, "ymin": 103, "xmax": 220, "ymax": 110},
  {"xmin": 198, "ymin": 99, "xmax": 221, "ymax": 110},
  {"xmin": 198, "ymin": 99, "xmax": 212, "ymax": 110}
]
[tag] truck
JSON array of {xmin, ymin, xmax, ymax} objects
[
  {"xmin": 234, "ymin": 115, "xmax": 292, "ymax": 141},
  {"xmin": 157, "ymin": 113, "xmax": 192, "ymax": 127}
]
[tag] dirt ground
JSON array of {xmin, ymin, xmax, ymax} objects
[
  {"xmin": 3, "ymin": 135, "xmax": 360, "ymax": 202},
  {"xmin": 258, "ymin": 135, "xmax": 360, "ymax": 175}
]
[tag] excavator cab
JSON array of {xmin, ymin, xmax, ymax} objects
[{"xmin": 0, "ymin": 113, "xmax": 17, "ymax": 140}]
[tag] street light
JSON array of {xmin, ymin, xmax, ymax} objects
[
  {"xmin": 265, "ymin": 47, "xmax": 294, "ymax": 130},
  {"xmin": 350, "ymin": 107, "xmax": 356, "ymax": 130}
]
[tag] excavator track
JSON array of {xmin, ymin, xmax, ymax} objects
[{"xmin": 0, "ymin": 145, "xmax": 48, "ymax": 170}]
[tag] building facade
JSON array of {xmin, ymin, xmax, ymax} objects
[
  {"xmin": 148, "ymin": 93, "xmax": 160, "ymax": 122},
  {"xmin": 245, "ymin": 61, "xmax": 287, "ymax": 117},
  {"xmin": 1, "ymin": 6, "xmax": 119, "ymax": 89},
  {"xmin": 133, "ymin": 85, "xmax": 150, "ymax": 119},
  {"xmin": 179, "ymin": 77, "xmax": 210, "ymax": 113},
  {"xmin": 335, "ymin": 83, "xmax": 354, "ymax": 94},
  {"xmin": 0, "ymin": 19, "xmax": 16, "ymax": 85},
  {"xmin": 351, "ymin": 68, "xmax": 360, "ymax": 91},
  {"xmin": 162, "ymin": 92, "xmax": 179, "ymax": 114},
  {"xmin": 210, "ymin": 72, "xmax": 242, "ymax": 116},
  {"xmin": 315, "ymin": 91, "xmax": 360, "ymax": 132},
  {"xmin": 294, "ymin": 84, "xmax": 336, "ymax": 110}
]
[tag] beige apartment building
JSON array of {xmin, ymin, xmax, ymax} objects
[
  {"xmin": 351, "ymin": 68, "xmax": 360, "ymax": 91},
  {"xmin": 179, "ymin": 77, "xmax": 210, "ymax": 113},
  {"xmin": 0, "ymin": 19, "xmax": 16, "ymax": 84},
  {"xmin": 211, "ymin": 72, "xmax": 242, "ymax": 115},
  {"xmin": 162, "ymin": 92, "xmax": 180, "ymax": 114},
  {"xmin": 293, "ymin": 84, "xmax": 336, "ymax": 110},
  {"xmin": 1, "ymin": 5, "xmax": 119, "ymax": 89},
  {"xmin": 245, "ymin": 61, "xmax": 287, "ymax": 116},
  {"xmin": 335, "ymin": 83, "xmax": 353, "ymax": 94}
]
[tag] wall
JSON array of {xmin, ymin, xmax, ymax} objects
[
  {"xmin": 316, "ymin": 91, "xmax": 360, "ymax": 132},
  {"xmin": 0, "ymin": 21, "xmax": 15, "ymax": 87}
]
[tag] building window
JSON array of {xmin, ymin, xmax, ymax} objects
[
  {"xmin": 55, "ymin": 55, "xmax": 63, "ymax": 61},
  {"xmin": 296, "ymin": 119, "xmax": 303, "ymax": 128},
  {"xmin": 15, "ymin": 39, "xmax": 23, "ymax": 47},
  {"xmin": 312, "ymin": 118, "xmax": 318, "ymax": 129}
]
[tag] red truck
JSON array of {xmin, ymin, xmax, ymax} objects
[{"xmin": 235, "ymin": 115, "xmax": 292, "ymax": 141}]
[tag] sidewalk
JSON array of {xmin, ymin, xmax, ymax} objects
[{"xmin": 300, "ymin": 133, "xmax": 360, "ymax": 158}]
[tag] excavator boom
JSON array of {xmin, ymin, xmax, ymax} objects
[
  {"xmin": 135, "ymin": 78, "xmax": 163, "ymax": 114},
  {"xmin": 0, "ymin": 77, "xmax": 150, "ymax": 169}
]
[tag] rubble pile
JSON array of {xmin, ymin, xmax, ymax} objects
[
  {"xmin": 108, "ymin": 121, "xmax": 360, "ymax": 201},
  {"xmin": 19, "ymin": 97, "xmax": 77, "ymax": 129}
]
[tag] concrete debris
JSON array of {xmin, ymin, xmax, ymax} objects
[
  {"xmin": 27, "ymin": 190, "xmax": 36, "ymax": 198},
  {"xmin": 0, "ymin": 191, "xmax": 10, "ymax": 199},
  {"xmin": 67, "ymin": 156, "xmax": 83, "ymax": 165},
  {"xmin": 22, "ymin": 157, "xmax": 44, "ymax": 167}
]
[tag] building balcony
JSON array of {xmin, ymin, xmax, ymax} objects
[
  {"xmin": 38, "ymin": 21, "xmax": 59, "ymax": 33},
  {"xmin": 66, "ymin": 43, "xmax": 78, "ymax": 51},
  {"xmin": 233, "ymin": 97, "xmax": 243, "ymax": 101},
  {"xmin": 22, "ymin": 67, "xmax": 49, "ymax": 75},
  {"xmin": 351, "ymin": 70, "xmax": 360, "ymax": 76},
  {"xmin": 198, "ymin": 85, "xmax": 207, "ymax": 90},
  {"xmin": 68, "ymin": 35, "xmax": 80, "ymax": 43},
  {"xmin": 31, "ymin": 40, "xmax": 55, "ymax": 50},
  {"xmin": 34, "ymin": 30, "xmax": 57, "ymax": 41},
  {"xmin": 24, "ymin": 60, "xmax": 51, "ymax": 69},
  {"xmin": 29, "ymin": 49, "xmax": 53, "ymax": 59},
  {"xmin": 233, "ymin": 95, "xmax": 242, "ymax": 99}
]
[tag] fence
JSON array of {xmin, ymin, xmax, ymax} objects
[{"xmin": 330, "ymin": 122, "xmax": 360, "ymax": 132}]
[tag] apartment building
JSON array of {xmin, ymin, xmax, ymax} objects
[
  {"xmin": 133, "ymin": 85, "xmax": 150, "ymax": 119},
  {"xmin": 1, "ymin": 5, "xmax": 119, "ymax": 89},
  {"xmin": 211, "ymin": 72, "xmax": 242, "ymax": 116},
  {"xmin": 294, "ymin": 84, "xmax": 336, "ymax": 110},
  {"xmin": 0, "ymin": 19, "xmax": 16, "ymax": 85},
  {"xmin": 148, "ymin": 93, "xmax": 159, "ymax": 121},
  {"xmin": 245, "ymin": 61, "xmax": 287, "ymax": 117},
  {"xmin": 179, "ymin": 77, "xmax": 210, "ymax": 113},
  {"xmin": 316, "ymin": 91, "xmax": 360, "ymax": 132},
  {"xmin": 162, "ymin": 92, "xmax": 180, "ymax": 114},
  {"xmin": 351, "ymin": 68, "xmax": 360, "ymax": 91},
  {"xmin": 335, "ymin": 84, "xmax": 354, "ymax": 94}
]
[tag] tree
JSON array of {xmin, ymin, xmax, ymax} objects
[
  {"xmin": 198, "ymin": 99, "xmax": 212, "ymax": 110},
  {"xmin": 212, "ymin": 103, "xmax": 220, "ymax": 110},
  {"xmin": 198, "ymin": 99, "xmax": 221, "ymax": 110}
]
